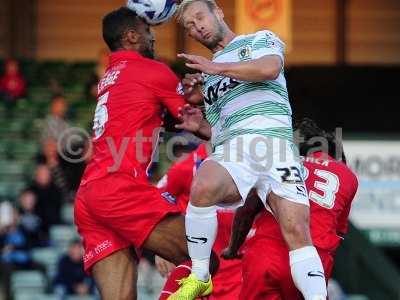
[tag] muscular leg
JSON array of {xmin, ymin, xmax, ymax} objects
[
  {"xmin": 92, "ymin": 248, "xmax": 138, "ymax": 300},
  {"xmin": 268, "ymin": 193, "xmax": 327, "ymax": 300},
  {"xmin": 185, "ymin": 160, "xmax": 241, "ymax": 281},
  {"xmin": 142, "ymin": 214, "xmax": 188, "ymax": 265},
  {"xmin": 190, "ymin": 160, "xmax": 241, "ymax": 207},
  {"xmin": 143, "ymin": 213, "xmax": 219, "ymax": 274},
  {"xmin": 268, "ymin": 192, "xmax": 312, "ymax": 250}
]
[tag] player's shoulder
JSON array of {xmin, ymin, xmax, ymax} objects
[
  {"xmin": 139, "ymin": 58, "xmax": 175, "ymax": 76},
  {"xmin": 248, "ymin": 30, "xmax": 285, "ymax": 52},
  {"xmin": 304, "ymin": 154, "xmax": 358, "ymax": 188},
  {"xmin": 136, "ymin": 58, "xmax": 179, "ymax": 88},
  {"xmin": 336, "ymin": 161, "xmax": 358, "ymax": 188},
  {"xmin": 251, "ymin": 30, "xmax": 282, "ymax": 41},
  {"xmin": 232, "ymin": 30, "xmax": 274, "ymax": 43}
]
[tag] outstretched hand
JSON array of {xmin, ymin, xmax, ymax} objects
[
  {"xmin": 175, "ymin": 104, "xmax": 204, "ymax": 133},
  {"xmin": 178, "ymin": 53, "xmax": 222, "ymax": 75},
  {"xmin": 220, "ymin": 247, "xmax": 243, "ymax": 260},
  {"xmin": 181, "ymin": 73, "xmax": 203, "ymax": 94}
]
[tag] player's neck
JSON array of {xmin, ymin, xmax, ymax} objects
[{"xmin": 212, "ymin": 30, "xmax": 236, "ymax": 54}]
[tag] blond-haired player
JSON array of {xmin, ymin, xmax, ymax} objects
[{"xmin": 168, "ymin": 1, "xmax": 328, "ymax": 299}]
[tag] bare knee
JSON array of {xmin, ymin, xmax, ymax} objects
[
  {"xmin": 190, "ymin": 160, "xmax": 240, "ymax": 207},
  {"xmin": 190, "ymin": 178, "xmax": 217, "ymax": 207}
]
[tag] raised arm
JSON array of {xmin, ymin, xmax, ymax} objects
[
  {"xmin": 221, "ymin": 190, "xmax": 264, "ymax": 260},
  {"xmin": 179, "ymin": 54, "xmax": 282, "ymax": 82},
  {"xmin": 175, "ymin": 104, "xmax": 211, "ymax": 141},
  {"xmin": 178, "ymin": 30, "xmax": 285, "ymax": 83},
  {"xmin": 180, "ymin": 73, "xmax": 205, "ymax": 104}
]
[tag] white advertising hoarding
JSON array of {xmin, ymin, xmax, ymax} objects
[{"xmin": 344, "ymin": 141, "xmax": 400, "ymax": 234}]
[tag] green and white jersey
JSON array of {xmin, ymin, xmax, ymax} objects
[{"xmin": 202, "ymin": 30, "xmax": 293, "ymax": 147}]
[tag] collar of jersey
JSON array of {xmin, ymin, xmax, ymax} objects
[
  {"xmin": 213, "ymin": 34, "xmax": 243, "ymax": 59},
  {"xmin": 110, "ymin": 50, "xmax": 143, "ymax": 64},
  {"xmin": 310, "ymin": 151, "xmax": 334, "ymax": 161}
]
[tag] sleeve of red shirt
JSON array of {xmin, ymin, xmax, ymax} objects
[
  {"xmin": 152, "ymin": 63, "xmax": 186, "ymax": 118},
  {"xmin": 337, "ymin": 174, "xmax": 359, "ymax": 235},
  {"xmin": 162, "ymin": 165, "xmax": 185, "ymax": 199}
]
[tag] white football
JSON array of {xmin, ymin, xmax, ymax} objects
[{"xmin": 127, "ymin": 0, "xmax": 178, "ymax": 25}]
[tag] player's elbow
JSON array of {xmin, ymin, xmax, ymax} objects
[
  {"xmin": 263, "ymin": 63, "xmax": 281, "ymax": 80},
  {"xmin": 269, "ymin": 67, "xmax": 281, "ymax": 80},
  {"xmin": 259, "ymin": 56, "xmax": 282, "ymax": 81}
]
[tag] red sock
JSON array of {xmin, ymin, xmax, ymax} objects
[{"xmin": 159, "ymin": 260, "xmax": 192, "ymax": 300}]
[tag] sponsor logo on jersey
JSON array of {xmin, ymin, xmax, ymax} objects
[{"xmin": 204, "ymin": 77, "xmax": 241, "ymax": 105}]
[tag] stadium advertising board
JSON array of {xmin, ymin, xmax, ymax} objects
[
  {"xmin": 235, "ymin": 0, "xmax": 292, "ymax": 51},
  {"xmin": 344, "ymin": 140, "xmax": 400, "ymax": 245}
]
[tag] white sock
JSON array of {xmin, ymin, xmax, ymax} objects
[
  {"xmin": 289, "ymin": 246, "xmax": 328, "ymax": 300},
  {"xmin": 185, "ymin": 203, "xmax": 217, "ymax": 282}
]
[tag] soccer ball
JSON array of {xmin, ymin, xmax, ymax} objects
[{"xmin": 127, "ymin": 0, "xmax": 178, "ymax": 25}]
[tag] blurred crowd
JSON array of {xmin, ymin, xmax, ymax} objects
[
  {"xmin": 0, "ymin": 57, "xmax": 104, "ymax": 300},
  {"xmin": 0, "ymin": 52, "xmax": 199, "ymax": 299}
]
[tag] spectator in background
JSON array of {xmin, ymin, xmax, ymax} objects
[
  {"xmin": 0, "ymin": 208, "xmax": 30, "ymax": 268},
  {"xmin": 37, "ymin": 137, "xmax": 90, "ymax": 203},
  {"xmin": 29, "ymin": 164, "xmax": 62, "ymax": 233},
  {"xmin": 37, "ymin": 139, "xmax": 74, "ymax": 202},
  {"xmin": 0, "ymin": 201, "xmax": 14, "ymax": 230},
  {"xmin": 17, "ymin": 189, "xmax": 45, "ymax": 248},
  {"xmin": 39, "ymin": 95, "xmax": 79, "ymax": 202},
  {"xmin": 0, "ymin": 59, "xmax": 26, "ymax": 113},
  {"xmin": 84, "ymin": 48, "xmax": 109, "ymax": 102},
  {"xmin": 54, "ymin": 240, "xmax": 94, "ymax": 297},
  {"xmin": 0, "ymin": 208, "xmax": 31, "ymax": 300},
  {"xmin": 41, "ymin": 94, "xmax": 70, "ymax": 145}
]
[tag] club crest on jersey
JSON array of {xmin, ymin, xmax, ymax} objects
[
  {"xmin": 238, "ymin": 45, "xmax": 252, "ymax": 60},
  {"xmin": 161, "ymin": 192, "xmax": 177, "ymax": 204}
]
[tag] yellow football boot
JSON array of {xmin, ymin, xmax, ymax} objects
[{"xmin": 167, "ymin": 274, "xmax": 213, "ymax": 300}]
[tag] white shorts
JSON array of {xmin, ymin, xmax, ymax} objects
[{"xmin": 208, "ymin": 135, "xmax": 309, "ymax": 209}]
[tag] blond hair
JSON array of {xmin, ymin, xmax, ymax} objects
[{"xmin": 176, "ymin": 0, "xmax": 218, "ymax": 24}]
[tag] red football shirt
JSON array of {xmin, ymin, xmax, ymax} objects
[
  {"xmin": 254, "ymin": 152, "xmax": 359, "ymax": 252},
  {"xmin": 81, "ymin": 51, "xmax": 185, "ymax": 185}
]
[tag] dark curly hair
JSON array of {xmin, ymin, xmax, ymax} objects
[{"xmin": 294, "ymin": 118, "xmax": 346, "ymax": 163}]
